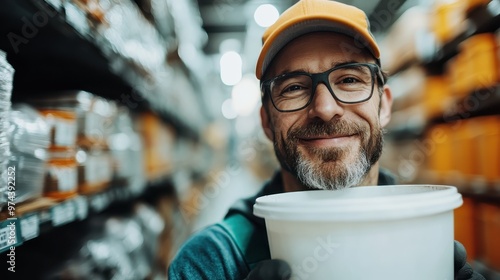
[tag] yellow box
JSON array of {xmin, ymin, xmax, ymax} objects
[
  {"xmin": 454, "ymin": 197, "xmax": 477, "ymax": 262},
  {"xmin": 476, "ymin": 116, "xmax": 500, "ymax": 184},
  {"xmin": 460, "ymin": 33, "xmax": 499, "ymax": 93},
  {"xmin": 426, "ymin": 124, "xmax": 455, "ymax": 181},
  {"xmin": 477, "ymin": 202, "xmax": 500, "ymax": 271},
  {"xmin": 432, "ymin": 1, "xmax": 467, "ymax": 44},
  {"xmin": 497, "ymin": 32, "xmax": 500, "ymax": 83},
  {"xmin": 447, "ymin": 53, "xmax": 469, "ymax": 99},
  {"xmin": 423, "ymin": 75, "xmax": 450, "ymax": 120},
  {"xmin": 455, "ymin": 119, "xmax": 481, "ymax": 177},
  {"xmin": 139, "ymin": 112, "xmax": 176, "ymax": 180}
]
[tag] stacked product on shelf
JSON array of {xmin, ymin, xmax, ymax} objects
[
  {"xmin": 0, "ymin": 50, "xmax": 13, "ymax": 211},
  {"xmin": 0, "ymin": 0, "xmax": 210, "ymax": 276},
  {"xmin": 477, "ymin": 202, "xmax": 500, "ymax": 274},
  {"xmin": 454, "ymin": 197, "xmax": 478, "ymax": 262},
  {"xmin": 26, "ymin": 95, "xmax": 80, "ymax": 200},
  {"xmin": 72, "ymin": 91, "xmax": 116, "ymax": 195},
  {"xmin": 447, "ymin": 32, "xmax": 499, "ymax": 100},
  {"xmin": 62, "ymin": 0, "xmax": 170, "ymax": 104},
  {"xmin": 8, "ymin": 104, "xmax": 51, "ymax": 203},
  {"xmin": 431, "ymin": 0, "xmax": 468, "ymax": 45},
  {"xmin": 427, "ymin": 3, "xmax": 500, "ymax": 275},
  {"xmin": 139, "ymin": 111, "xmax": 176, "ymax": 182},
  {"xmin": 426, "ymin": 33, "xmax": 500, "ymax": 188},
  {"xmin": 24, "ymin": 91, "xmax": 147, "ymax": 198},
  {"xmin": 381, "ymin": 0, "xmax": 500, "ymax": 186},
  {"xmin": 108, "ymin": 106, "xmax": 146, "ymax": 196},
  {"xmin": 425, "ymin": 116, "xmax": 500, "ymax": 188}
]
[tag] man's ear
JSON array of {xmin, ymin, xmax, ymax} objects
[
  {"xmin": 260, "ymin": 105, "xmax": 274, "ymax": 141},
  {"xmin": 379, "ymin": 85, "xmax": 393, "ymax": 128}
]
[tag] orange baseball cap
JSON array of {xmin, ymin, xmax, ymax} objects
[{"xmin": 255, "ymin": 0, "xmax": 380, "ymax": 80}]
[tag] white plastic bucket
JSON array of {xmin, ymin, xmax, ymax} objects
[{"xmin": 253, "ymin": 185, "xmax": 463, "ymax": 280}]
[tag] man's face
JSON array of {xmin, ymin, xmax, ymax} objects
[{"xmin": 260, "ymin": 32, "xmax": 392, "ymax": 190}]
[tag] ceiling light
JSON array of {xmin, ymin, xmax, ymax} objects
[
  {"xmin": 254, "ymin": 4, "xmax": 279, "ymax": 27},
  {"xmin": 220, "ymin": 51, "xmax": 242, "ymax": 86}
]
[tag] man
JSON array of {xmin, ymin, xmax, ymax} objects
[{"xmin": 168, "ymin": 0, "xmax": 484, "ymax": 279}]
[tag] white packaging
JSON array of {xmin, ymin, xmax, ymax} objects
[{"xmin": 254, "ymin": 185, "xmax": 463, "ymax": 280}]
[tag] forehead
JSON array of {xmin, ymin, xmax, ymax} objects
[{"xmin": 267, "ymin": 32, "xmax": 375, "ymax": 76}]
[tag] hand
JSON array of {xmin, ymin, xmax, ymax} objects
[
  {"xmin": 245, "ymin": 259, "xmax": 291, "ymax": 280},
  {"xmin": 454, "ymin": 240, "xmax": 485, "ymax": 280}
]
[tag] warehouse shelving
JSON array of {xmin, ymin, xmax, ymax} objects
[
  {"xmin": 380, "ymin": 0, "xmax": 500, "ymax": 276},
  {"xmin": 0, "ymin": 0, "xmax": 211, "ymax": 138},
  {"xmin": 0, "ymin": 184, "xmax": 138, "ymax": 253},
  {"xmin": 0, "ymin": 0, "xmax": 215, "ymax": 258},
  {"xmin": 427, "ymin": 2, "xmax": 500, "ymax": 70},
  {"xmin": 387, "ymin": 2, "xmax": 500, "ymax": 76}
]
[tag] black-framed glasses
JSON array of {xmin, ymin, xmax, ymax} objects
[{"xmin": 261, "ymin": 63, "xmax": 384, "ymax": 112}]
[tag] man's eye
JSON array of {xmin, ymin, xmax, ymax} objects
[
  {"xmin": 340, "ymin": 77, "xmax": 359, "ymax": 84},
  {"xmin": 283, "ymin": 85, "xmax": 303, "ymax": 93}
]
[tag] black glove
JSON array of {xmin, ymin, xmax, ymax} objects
[
  {"xmin": 244, "ymin": 259, "xmax": 291, "ymax": 280},
  {"xmin": 454, "ymin": 240, "xmax": 486, "ymax": 280}
]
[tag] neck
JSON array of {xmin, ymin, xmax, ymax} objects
[{"xmin": 281, "ymin": 162, "xmax": 380, "ymax": 192}]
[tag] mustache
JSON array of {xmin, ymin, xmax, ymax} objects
[{"xmin": 288, "ymin": 119, "xmax": 364, "ymax": 140}]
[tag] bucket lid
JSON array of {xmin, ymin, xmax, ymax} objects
[{"xmin": 253, "ymin": 185, "xmax": 463, "ymax": 221}]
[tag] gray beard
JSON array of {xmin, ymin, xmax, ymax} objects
[
  {"xmin": 274, "ymin": 118, "xmax": 383, "ymax": 190},
  {"xmin": 295, "ymin": 147, "xmax": 370, "ymax": 190}
]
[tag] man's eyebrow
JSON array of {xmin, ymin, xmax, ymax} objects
[
  {"xmin": 274, "ymin": 60, "xmax": 363, "ymax": 76},
  {"xmin": 332, "ymin": 60, "xmax": 360, "ymax": 68}
]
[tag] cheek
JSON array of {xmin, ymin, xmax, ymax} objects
[
  {"xmin": 366, "ymin": 98, "xmax": 383, "ymax": 123},
  {"xmin": 271, "ymin": 113, "xmax": 303, "ymax": 140},
  {"xmin": 354, "ymin": 103, "xmax": 381, "ymax": 133}
]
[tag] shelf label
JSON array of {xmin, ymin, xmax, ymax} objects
[
  {"xmin": 73, "ymin": 196, "xmax": 88, "ymax": 220},
  {"xmin": 38, "ymin": 209, "xmax": 52, "ymax": 224},
  {"xmin": 0, "ymin": 219, "xmax": 22, "ymax": 253},
  {"xmin": 115, "ymin": 188, "xmax": 127, "ymax": 201},
  {"xmin": 51, "ymin": 201, "xmax": 76, "ymax": 226},
  {"xmin": 20, "ymin": 214, "xmax": 40, "ymax": 241},
  {"xmin": 90, "ymin": 192, "xmax": 109, "ymax": 212}
]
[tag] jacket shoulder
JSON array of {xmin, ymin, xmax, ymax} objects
[{"xmin": 168, "ymin": 224, "xmax": 249, "ymax": 280}]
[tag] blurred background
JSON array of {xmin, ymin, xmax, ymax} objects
[{"xmin": 0, "ymin": 0, "xmax": 499, "ymax": 279}]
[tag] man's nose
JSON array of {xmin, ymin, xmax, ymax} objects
[{"xmin": 307, "ymin": 83, "xmax": 345, "ymax": 122}]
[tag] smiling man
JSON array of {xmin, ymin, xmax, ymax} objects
[
  {"xmin": 168, "ymin": 1, "xmax": 484, "ymax": 279},
  {"xmin": 259, "ymin": 31, "xmax": 391, "ymax": 193}
]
